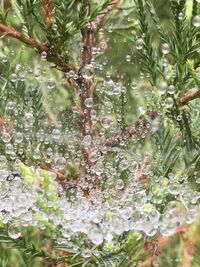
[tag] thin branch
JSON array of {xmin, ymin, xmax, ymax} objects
[
  {"xmin": 44, "ymin": 0, "xmax": 52, "ymax": 30},
  {"xmin": 105, "ymin": 111, "xmax": 157, "ymax": 147},
  {"xmin": 180, "ymin": 225, "xmax": 197, "ymax": 267},
  {"xmin": 0, "ymin": 23, "xmax": 49, "ymax": 52},
  {"xmin": 81, "ymin": 2, "xmax": 93, "ymax": 68},
  {"xmin": 91, "ymin": 0, "xmax": 120, "ymax": 30},
  {"xmin": 81, "ymin": 26, "xmax": 93, "ymax": 67},
  {"xmin": 138, "ymin": 225, "xmax": 188, "ymax": 267},
  {"xmin": 177, "ymin": 88, "xmax": 200, "ymax": 105},
  {"xmin": 0, "ymin": 23, "xmax": 79, "ymax": 76}
]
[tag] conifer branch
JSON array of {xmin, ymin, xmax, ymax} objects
[
  {"xmin": 0, "ymin": 23, "xmax": 49, "ymax": 52},
  {"xmin": 177, "ymin": 88, "xmax": 200, "ymax": 105},
  {"xmin": 81, "ymin": 2, "xmax": 93, "ymax": 67},
  {"xmin": 105, "ymin": 111, "xmax": 157, "ymax": 147},
  {"xmin": 91, "ymin": 0, "xmax": 120, "ymax": 30},
  {"xmin": 44, "ymin": 0, "xmax": 53, "ymax": 30},
  {"xmin": 81, "ymin": 26, "xmax": 93, "ymax": 67}
]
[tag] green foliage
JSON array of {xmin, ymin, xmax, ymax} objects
[{"xmin": 0, "ymin": 0, "xmax": 199, "ymax": 266}]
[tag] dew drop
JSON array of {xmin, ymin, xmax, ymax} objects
[
  {"xmin": 161, "ymin": 43, "xmax": 170, "ymax": 55},
  {"xmin": 88, "ymin": 228, "xmax": 103, "ymax": 245},
  {"xmin": 82, "ymin": 64, "xmax": 94, "ymax": 80},
  {"xmin": 193, "ymin": 15, "xmax": 200, "ymax": 27},
  {"xmin": 52, "ymin": 23, "xmax": 58, "ymax": 31},
  {"xmin": 40, "ymin": 51, "xmax": 47, "ymax": 61},
  {"xmin": 2, "ymin": 133, "xmax": 11, "ymax": 143},
  {"xmin": 158, "ymin": 81, "xmax": 168, "ymax": 95},
  {"xmin": 136, "ymin": 38, "xmax": 144, "ymax": 50},
  {"xmin": 168, "ymin": 85, "xmax": 175, "ymax": 95},
  {"xmin": 196, "ymin": 178, "xmax": 200, "ymax": 184},
  {"xmin": 8, "ymin": 224, "xmax": 21, "ymax": 239},
  {"xmin": 166, "ymin": 97, "xmax": 174, "ymax": 108},
  {"xmin": 10, "ymin": 73, "xmax": 18, "ymax": 83},
  {"xmin": 126, "ymin": 55, "xmax": 131, "ymax": 62},
  {"xmin": 84, "ymin": 97, "xmax": 93, "ymax": 108},
  {"xmin": 178, "ymin": 12, "xmax": 183, "ymax": 21},
  {"xmin": 116, "ymin": 179, "xmax": 124, "ymax": 190},
  {"xmin": 47, "ymin": 79, "xmax": 55, "ymax": 90}
]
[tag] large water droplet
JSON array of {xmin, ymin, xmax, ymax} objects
[
  {"xmin": 193, "ymin": 15, "xmax": 200, "ymax": 27},
  {"xmin": 8, "ymin": 224, "xmax": 21, "ymax": 239}
]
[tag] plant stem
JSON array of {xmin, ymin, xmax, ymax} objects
[
  {"xmin": 177, "ymin": 88, "xmax": 200, "ymax": 105},
  {"xmin": 0, "ymin": 23, "xmax": 49, "ymax": 52},
  {"xmin": 91, "ymin": 0, "xmax": 120, "ymax": 30},
  {"xmin": 44, "ymin": 0, "xmax": 52, "ymax": 30}
]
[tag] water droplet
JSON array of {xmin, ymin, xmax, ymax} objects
[
  {"xmin": 116, "ymin": 179, "xmax": 124, "ymax": 190},
  {"xmin": 161, "ymin": 43, "xmax": 170, "ymax": 55},
  {"xmin": 102, "ymin": 118, "xmax": 112, "ymax": 129},
  {"xmin": 158, "ymin": 81, "xmax": 168, "ymax": 95},
  {"xmin": 168, "ymin": 85, "xmax": 175, "ymax": 95},
  {"xmin": 2, "ymin": 55, "xmax": 8, "ymax": 63},
  {"xmin": 10, "ymin": 73, "xmax": 18, "ymax": 83},
  {"xmin": 33, "ymin": 148, "xmax": 41, "ymax": 160},
  {"xmin": 83, "ymin": 135, "xmax": 92, "ymax": 147},
  {"xmin": 178, "ymin": 12, "xmax": 183, "ymax": 21},
  {"xmin": 8, "ymin": 224, "xmax": 21, "ymax": 239},
  {"xmin": 166, "ymin": 97, "xmax": 174, "ymax": 108},
  {"xmin": 168, "ymin": 182, "xmax": 181, "ymax": 195},
  {"xmin": 2, "ymin": 133, "xmax": 11, "ymax": 143},
  {"xmin": 47, "ymin": 79, "xmax": 55, "ymax": 89},
  {"xmin": 84, "ymin": 97, "xmax": 93, "ymax": 108},
  {"xmin": 40, "ymin": 51, "xmax": 47, "ymax": 61},
  {"xmin": 88, "ymin": 227, "xmax": 103, "ymax": 245},
  {"xmin": 126, "ymin": 55, "xmax": 131, "ymax": 62},
  {"xmin": 196, "ymin": 178, "xmax": 200, "ymax": 184},
  {"xmin": 193, "ymin": 15, "xmax": 200, "ymax": 27},
  {"xmin": 52, "ymin": 129, "xmax": 61, "ymax": 141},
  {"xmin": 15, "ymin": 132, "xmax": 23, "ymax": 144},
  {"xmin": 136, "ymin": 38, "xmax": 144, "ymax": 50},
  {"xmin": 52, "ymin": 23, "xmax": 58, "ymax": 31},
  {"xmin": 82, "ymin": 64, "xmax": 94, "ymax": 80},
  {"xmin": 148, "ymin": 209, "xmax": 160, "ymax": 222}
]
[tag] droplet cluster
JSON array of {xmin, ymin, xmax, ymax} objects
[{"xmin": 0, "ymin": 8, "xmax": 199, "ymax": 250}]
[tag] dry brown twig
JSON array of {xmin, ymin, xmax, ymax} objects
[
  {"xmin": 105, "ymin": 111, "xmax": 157, "ymax": 147},
  {"xmin": 0, "ymin": 23, "xmax": 49, "ymax": 52},
  {"xmin": 92, "ymin": 0, "xmax": 120, "ymax": 30},
  {"xmin": 180, "ymin": 225, "xmax": 197, "ymax": 267},
  {"xmin": 137, "ymin": 225, "xmax": 188, "ymax": 267},
  {"xmin": 177, "ymin": 88, "xmax": 200, "ymax": 105}
]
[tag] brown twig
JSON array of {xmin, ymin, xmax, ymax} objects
[
  {"xmin": 180, "ymin": 226, "xmax": 197, "ymax": 267},
  {"xmin": 81, "ymin": 26, "xmax": 93, "ymax": 67},
  {"xmin": 105, "ymin": 111, "xmax": 157, "ymax": 147},
  {"xmin": 81, "ymin": 2, "xmax": 93, "ymax": 68},
  {"xmin": 0, "ymin": 22, "xmax": 78, "ymax": 76},
  {"xmin": 138, "ymin": 225, "xmax": 188, "ymax": 267},
  {"xmin": 44, "ymin": 0, "xmax": 52, "ymax": 30},
  {"xmin": 0, "ymin": 23, "xmax": 49, "ymax": 52},
  {"xmin": 177, "ymin": 88, "xmax": 200, "ymax": 105},
  {"xmin": 40, "ymin": 258, "xmax": 58, "ymax": 266},
  {"xmin": 91, "ymin": 0, "xmax": 120, "ymax": 30}
]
